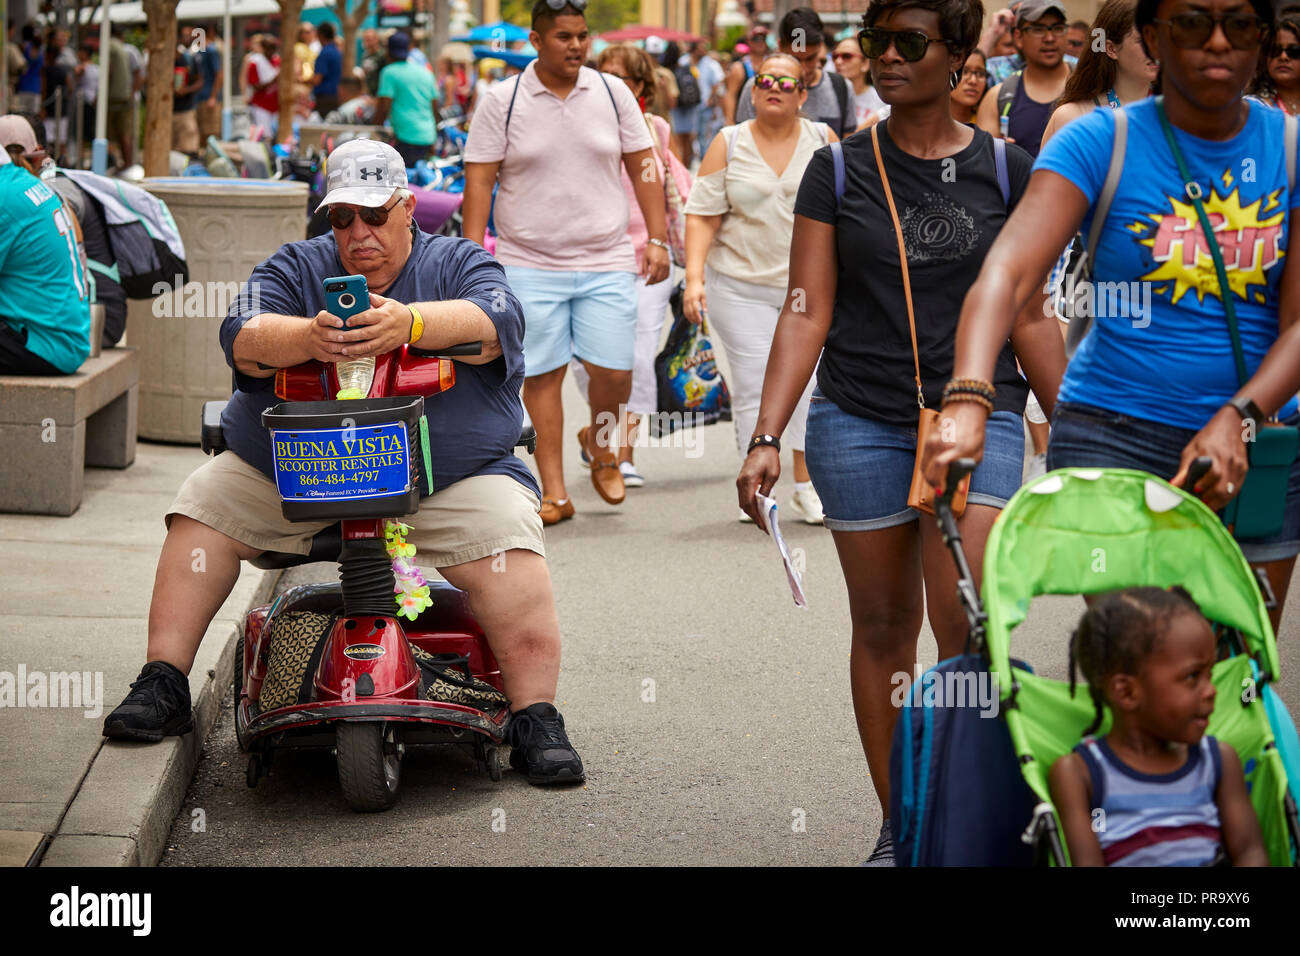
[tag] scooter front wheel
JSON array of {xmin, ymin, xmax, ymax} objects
[{"xmin": 336, "ymin": 721, "xmax": 402, "ymax": 812}]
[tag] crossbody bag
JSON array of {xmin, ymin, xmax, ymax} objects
[
  {"xmin": 1155, "ymin": 95, "xmax": 1299, "ymax": 539},
  {"xmin": 869, "ymin": 122, "xmax": 970, "ymax": 516}
]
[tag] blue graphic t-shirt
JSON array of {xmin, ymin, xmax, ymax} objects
[
  {"xmin": 1036, "ymin": 98, "xmax": 1299, "ymax": 429},
  {"xmin": 218, "ymin": 230, "xmax": 539, "ymax": 499}
]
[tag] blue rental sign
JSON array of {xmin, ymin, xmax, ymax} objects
[{"xmin": 271, "ymin": 423, "xmax": 411, "ymax": 502}]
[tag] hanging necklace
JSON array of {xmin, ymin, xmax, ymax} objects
[{"xmin": 1105, "ymin": 87, "xmax": 1121, "ymax": 109}]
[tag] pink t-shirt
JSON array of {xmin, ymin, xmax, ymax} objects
[{"xmin": 465, "ymin": 62, "xmax": 653, "ymax": 272}]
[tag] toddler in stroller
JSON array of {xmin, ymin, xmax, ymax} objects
[{"xmin": 1050, "ymin": 587, "xmax": 1268, "ymax": 866}]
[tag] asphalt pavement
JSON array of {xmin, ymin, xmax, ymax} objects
[{"xmin": 158, "ymin": 369, "xmax": 1300, "ymax": 867}]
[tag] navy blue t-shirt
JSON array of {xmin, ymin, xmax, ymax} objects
[
  {"xmin": 313, "ymin": 43, "xmax": 342, "ymax": 97},
  {"xmin": 218, "ymin": 230, "xmax": 539, "ymax": 499}
]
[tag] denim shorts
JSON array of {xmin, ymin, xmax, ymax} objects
[
  {"xmin": 1047, "ymin": 401, "xmax": 1300, "ymax": 562},
  {"xmin": 503, "ymin": 266, "xmax": 637, "ymax": 376},
  {"xmin": 804, "ymin": 390, "xmax": 1026, "ymax": 532}
]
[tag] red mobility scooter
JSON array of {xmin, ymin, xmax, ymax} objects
[{"xmin": 200, "ymin": 340, "xmax": 536, "ymax": 811}]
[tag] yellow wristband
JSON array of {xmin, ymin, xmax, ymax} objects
[{"xmin": 407, "ymin": 304, "xmax": 424, "ymax": 346}]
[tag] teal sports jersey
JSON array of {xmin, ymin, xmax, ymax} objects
[
  {"xmin": 1036, "ymin": 98, "xmax": 1299, "ymax": 429},
  {"xmin": 0, "ymin": 162, "xmax": 90, "ymax": 373},
  {"xmin": 377, "ymin": 60, "xmax": 439, "ymax": 147}
]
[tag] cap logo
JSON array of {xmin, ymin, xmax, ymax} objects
[{"xmin": 358, "ymin": 166, "xmax": 385, "ymax": 181}]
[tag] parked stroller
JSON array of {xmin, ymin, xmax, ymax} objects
[{"xmin": 892, "ymin": 460, "xmax": 1300, "ymax": 866}]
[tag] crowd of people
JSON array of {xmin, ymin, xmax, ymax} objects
[{"xmin": 6, "ymin": 0, "xmax": 1299, "ymax": 867}]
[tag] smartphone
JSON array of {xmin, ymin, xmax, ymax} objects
[{"xmin": 324, "ymin": 274, "xmax": 369, "ymax": 329}]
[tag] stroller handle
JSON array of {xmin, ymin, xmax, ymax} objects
[
  {"xmin": 1181, "ymin": 456, "xmax": 1213, "ymax": 492},
  {"xmin": 935, "ymin": 458, "xmax": 987, "ymax": 653}
]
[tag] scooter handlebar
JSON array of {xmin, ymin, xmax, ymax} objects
[{"xmin": 409, "ymin": 341, "xmax": 482, "ymax": 358}]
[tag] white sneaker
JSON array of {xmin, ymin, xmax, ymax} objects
[
  {"xmin": 1025, "ymin": 452, "xmax": 1048, "ymax": 482},
  {"xmin": 738, "ymin": 508, "xmax": 755, "ymax": 523},
  {"xmin": 619, "ymin": 460, "xmax": 645, "ymax": 488},
  {"xmin": 788, "ymin": 486, "xmax": 825, "ymax": 525}
]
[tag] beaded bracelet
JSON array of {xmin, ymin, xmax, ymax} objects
[
  {"xmin": 943, "ymin": 377, "xmax": 996, "ymax": 403},
  {"xmin": 942, "ymin": 391, "xmax": 994, "ymax": 413}
]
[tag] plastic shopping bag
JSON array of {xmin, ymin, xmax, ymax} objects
[{"xmin": 648, "ymin": 282, "xmax": 732, "ymax": 438}]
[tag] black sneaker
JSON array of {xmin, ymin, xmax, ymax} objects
[
  {"xmin": 102, "ymin": 661, "xmax": 194, "ymax": 742},
  {"xmin": 506, "ymin": 702, "xmax": 585, "ymax": 785},
  {"xmin": 860, "ymin": 822, "xmax": 895, "ymax": 867}
]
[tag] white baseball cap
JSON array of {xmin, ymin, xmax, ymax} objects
[
  {"xmin": 645, "ymin": 35, "xmax": 666, "ymax": 55},
  {"xmin": 319, "ymin": 138, "xmax": 407, "ymax": 209}
]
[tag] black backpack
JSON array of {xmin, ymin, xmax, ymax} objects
[{"xmin": 675, "ymin": 62, "xmax": 701, "ymax": 109}]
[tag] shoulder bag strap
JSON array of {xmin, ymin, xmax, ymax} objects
[
  {"xmin": 993, "ymin": 136, "xmax": 1010, "ymax": 208},
  {"xmin": 1066, "ymin": 107, "xmax": 1127, "ymax": 358},
  {"xmin": 871, "ymin": 123, "xmax": 925, "ymax": 410},
  {"xmin": 1286, "ymin": 111, "xmax": 1298, "ymax": 194},
  {"xmin": 1085, "ymin": 107, "xmax": 1126, "ymax": 266},
  {"xmin": 595, "ymin": 70, "xmax": 620, "ymax": 122},
  {"xmin": 502, "ymin": 70, "xmax": 523, "ymax": 158},
  {"xmin": 1155, "ymin": 95, "xmax": 1248, "ymax": 386},
  {"xmin": 830, "ymin": 139, "xmax": 846, "ymax": 207}
]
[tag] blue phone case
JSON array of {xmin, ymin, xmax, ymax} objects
[{"xmin": 324, "ymin": 274, "xmax": 369, "ymax": 328}]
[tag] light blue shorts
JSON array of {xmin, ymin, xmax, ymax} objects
[{"xmin": 503, "ymin": 266, "xmax": 637, "ymax": 377}]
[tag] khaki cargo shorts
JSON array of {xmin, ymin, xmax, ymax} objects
[{"xmin": 167, "ymin": 451, "xmax": 544, "ymax": 568}]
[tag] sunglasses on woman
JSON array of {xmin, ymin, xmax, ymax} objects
[
  {"xmin": 858, "ymin": 28, "xmax": 949, "ymax": 62},
  {"xmin": 754, "ymin": 73, "xmax": 803, "ymax": 93},
  {"xmin": 327, "ymin": 195, "xmax": 403, "ymax": 230},
  {"xmin": 1272, "ymin": 42, "xmax": 1300, "ymax": 59},
  {"xmin": 1153, "ymin": 13, "xmax": 1267, "ymax": 50}
]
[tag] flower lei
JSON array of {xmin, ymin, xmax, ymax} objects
[{"xmin": 384, "ymin": 520, "xmax": 433, "ymax": 621}]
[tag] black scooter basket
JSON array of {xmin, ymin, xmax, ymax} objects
[{"xmin": 262, "ymin": 396, "xmax": 425, "ymax": 521}]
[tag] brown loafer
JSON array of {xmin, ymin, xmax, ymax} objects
[
  {"xmin": 579, "ymin": 426, "xmax": 625, "ymax": 505},
  {"xmin": 539, "ymin": 496, "xmax": 575, "ymax": 525}
]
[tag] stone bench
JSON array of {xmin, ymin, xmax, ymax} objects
[{"xmin": 0, "ymin": 347, "xmax": 139, "ymax": 516}]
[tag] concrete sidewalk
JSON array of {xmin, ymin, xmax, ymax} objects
[{"xmin": 0, "ymin": 443, "xmax": 276, "ymax": 866}]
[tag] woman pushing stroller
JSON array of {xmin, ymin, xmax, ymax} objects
[{"xmin": 923, "ymin": 0, "xmax": 1300, "ymax": 632}]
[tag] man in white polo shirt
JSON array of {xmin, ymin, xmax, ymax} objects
[{"xmin": 463, "ymin": 0, "xmax": 670, "ymax": 526}]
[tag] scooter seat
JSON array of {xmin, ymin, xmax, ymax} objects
[{"xmin": 250, "ymin": 523, "xmax": 343, "ymax": 570}]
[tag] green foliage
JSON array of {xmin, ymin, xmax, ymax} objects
[{"xmin": 718, "ymin": 24, "xmax": 747, "ymax": 52}]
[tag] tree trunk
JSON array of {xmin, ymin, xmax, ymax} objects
[
  {"xmin": 341, "ymin": 0, "xmax": 373, "ymax": 77},
  {"xmin": 142, "ymin": 0, "xmax": 177, "ymax": 177},
  {"xmin": 277, "ymin": 0, "xmax": 306, "ymax": 144}
]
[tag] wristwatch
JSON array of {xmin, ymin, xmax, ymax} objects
[
  {"xmin": 1226, "ymin": 395, "xmax": 1265, "ymax": 424},
  {"xmin": 747, "ymin": 434, "xmax": 781, "ymax": 454},
  {"xmin": 646, "ymin": 238, "xmax": 670, "ymax": 252}
]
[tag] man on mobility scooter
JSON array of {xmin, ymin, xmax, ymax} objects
[{"xmin": 103, "ymin": 139, "xmax": 585, "ymax": 785}]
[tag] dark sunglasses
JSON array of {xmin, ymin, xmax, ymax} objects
[
  {"xmin": 1272, "ymin": 42, "xmax": 1300, "ymax": 58},
  {"xmin": 858, "ymin": 28, "xmax": 949, "ymax": 62},
  {"xmin": 327, "ymin": 195, "xmax": 403, "ymax": 230},
  {"xmin": 544, "ymin": 0, "xmax": 588, "ymax": 9},
  {"xmin": 1154, "ymin": 13, "xmax": 1267, "ymax": 50},
  {"xmin": 754, "ymin": 72, "xmax": 803, "ymax": 93}
]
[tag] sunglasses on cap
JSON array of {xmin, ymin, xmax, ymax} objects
[
  {"xmin": 1273, "ymin": 42, "xmax": 1300, "ymax": 58},
  {"xmin": 859, "ymin": 28, "xmax": 950, "ymax": 62},
  {"xmin": 1153, "ymin": 13, "xmax": 1267, "ymax": 50},
  {"xmin": 754, "ymin": 73, "xmax": 803, "ymax": 93},
  {"xmin": 327, "ymin": 195, "xmax": 403, "ymax": 230}
]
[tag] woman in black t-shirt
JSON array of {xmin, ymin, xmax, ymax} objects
[{"xmin": 737, "ymin": 0, "xmax": 1067, "ymax": 866}]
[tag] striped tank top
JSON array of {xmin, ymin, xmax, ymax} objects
[{"xmin": 1074, "ymin": 735, "xmax": 1223, "ymax": 867}]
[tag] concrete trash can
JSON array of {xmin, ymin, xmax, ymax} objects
[{"xmin": 128, "ymin": 178, "xmax": 308, "ymax": 443}]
